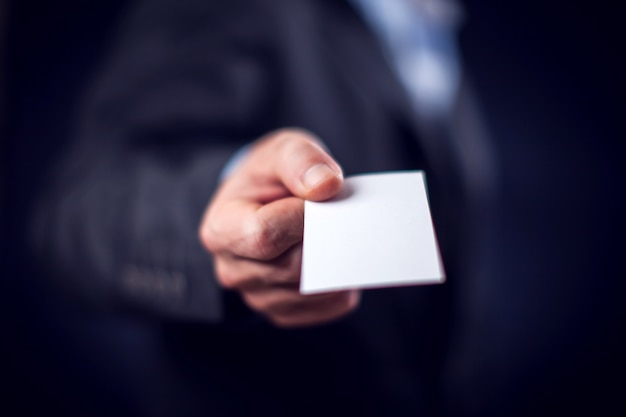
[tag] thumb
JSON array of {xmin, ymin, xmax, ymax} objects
[{"xmin": 270, "ymin": 129, "xmax": 344, "ymax": 201}]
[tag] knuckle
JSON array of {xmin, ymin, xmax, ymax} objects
[
  {"xmin": 199, "ymin": 222, "xmax": 216, "ymax": 252},
  {"xmin": 214, "ymin": 261, "xmax": 238, "ymax": 289},
  {"xmin": 242, "ymin": 293, "xmax": 268, "ymax": 313},
  {"xmin": 199, "ymin": 211, "xmax": 223, "ymax": 254},
  {"xmin": 246, "ymin": 217, "xmax": 282, "ymax": 260},
  {"xmin": 219, "ymin": 276, "xmax": 238, "ymax": 289}
]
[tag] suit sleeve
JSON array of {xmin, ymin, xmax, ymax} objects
[{"xmin": 31, "ymin": 0, "xmax": 278, "ymax": 322}]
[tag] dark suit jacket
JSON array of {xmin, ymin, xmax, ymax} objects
[{"xmin": 32, "ymin": 0, "xmax": 495, "ymax": 415}]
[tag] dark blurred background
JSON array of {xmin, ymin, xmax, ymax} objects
[{"xmin": 1, "ymin": 0, "xmax": 624, "ymax": 415}]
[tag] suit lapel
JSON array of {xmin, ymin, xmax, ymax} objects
[{"xmin": 319, "ymin": 0, "xmax": 419, "ymax": 135}]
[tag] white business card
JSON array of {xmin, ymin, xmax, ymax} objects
[{"xmin": 300, "ymin": 171, "xmax": 445, "ymax": 294}]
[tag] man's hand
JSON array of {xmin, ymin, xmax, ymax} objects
[{"xmin": 199, "ymin": 129, "xmax": 360, "ymax": 328}]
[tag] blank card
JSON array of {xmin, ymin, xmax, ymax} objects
[{"xmin": 300, "ymin": 171, "xmax": 445, "ymax": 294}]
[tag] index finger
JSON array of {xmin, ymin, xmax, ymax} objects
[{"xmin": 200, "ymin": 196, "xmax": 304, "ymax": 261}]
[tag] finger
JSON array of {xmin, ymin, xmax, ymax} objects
[
  {"xmin": 269, "ymin": 129, "xmax": 344, "ymax": 201},
  {"xmin": 242, "ymin": 287, "xmax": 357, "ymax": 317},
  {"xmin": 266, "ymin": 290, "xmax": 361, "ymax": 328},
  {"xmin": 201, "ymin": 196, "xmax": 304, "ymax": 260},
  {"xmin": 215, "ymin": 245, "xmax": 302, "ymax": 289}
]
